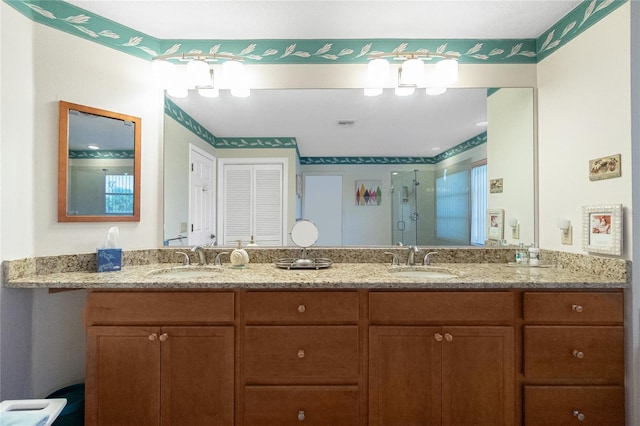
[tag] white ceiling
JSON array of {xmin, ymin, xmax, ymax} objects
[{"xmin": 65, "ymin": 1, "xmax": 578, "ymax": 157}]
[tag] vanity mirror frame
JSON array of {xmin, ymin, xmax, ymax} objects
[{"xmin": 58, "ymin": 101, "xmax": 141, "ymax": 222}]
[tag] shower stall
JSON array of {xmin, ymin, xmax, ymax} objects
[{"xmin": 391, "ymin": 162, "xmax": 473, "ymax": 246}]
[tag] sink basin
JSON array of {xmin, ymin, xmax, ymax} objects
[
  {"xmin": 389, "ymin": 267, "xmax": 458, "ymax": 279},
  {"xmin": 148, "ymin": 265, "xmax": 223, "ymax": 279}
]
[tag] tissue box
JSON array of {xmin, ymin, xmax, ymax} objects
[{"xmin": 97, "ymin": 248, "xmax": 122, "ymax": 272}]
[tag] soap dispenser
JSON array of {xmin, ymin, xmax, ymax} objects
[{"xmin": 230, "ymin": 240, "xmax": 250, "ymax": 268}]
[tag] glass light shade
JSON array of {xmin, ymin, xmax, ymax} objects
[
  {"xmin": 187, "ymin": 59, "xmax": 211, "ymax": 87},
  {"xmin": 198, "ymin": 88, "xmax": 220, "ymax": 98},
  {"xmin": 394, "ymin": 86, "xmax": 415, "ymax": 96},
  {"xmin": 151, "ymin": 60, "xmax": 176, "ymax": 88},
  {"xmin": 367, "ymin": 58, "xmax": 389, "ymax": 87},
  {"xmin": 364, "ymin": 88, "xmax": 383, "ymax": 97},
  {"xmin": 425, "ymin": 87, "xmax": 447, "ymax": 96},
  {"xmin": 434, "ymin": 58, "xmax": 458, "ymax": 85},
  {"xmin": 222, "ymin": 60, "xmax": 250, "ymax": 97},
  {"xmin": 230, "ymin": 86, "xmax": 250, "ymax": 98},
  {"xmin": 167, "ymin": 87, "xmax": 188, "ymax": 98},
  {"xmin": 401, "ymin": 58, "xmax": 424, "ymax": 86}
]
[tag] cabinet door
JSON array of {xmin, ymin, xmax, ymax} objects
[
  {"xmin": 86, "ymin": 326, "xmax": 161, "ymax": 426},
  {"xmin": 160, "ymin": 327, "xmax": 234, "ymax": 426},
  {"xmin": 369, "ymin": 326, "xmax": 442, "ymax": 426},
  {"xmin": 441, "ymin": 326, "xmax": 514, "ymax": 426}
]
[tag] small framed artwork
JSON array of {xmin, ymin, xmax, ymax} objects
[
  {"xmin": 589, "ymin": 154, "xmax": 621, "ymax": 181},
  {"xmin": 356, "ymin": 180, "xmax": 382, "ymax": 206},
  {"xmin": 486, "ymin": 208, "xmax": 504, "ymax": 241},
  {"xmin": 490, "ymin": 178, "xmax": 503, "ymax": 193},
  {"xmin": 582, "ymin": 204, "xmax": 623, "ymax": 255}
]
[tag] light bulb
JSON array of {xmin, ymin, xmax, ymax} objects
[
  {"xmin": 400, "ymin": 58, "xmax": 424, "ymax": 86},
  {"xmin": 434, "ymin": 58, "xmax": 458, "ymax": 85},
  {"xmin": 198, "ymin": 88, "xmax": 219, "ymax": 98},
  {"xmin": 395, "ymin": 86, "xmax": 415, "ymax": 96},
  {"xmin": 364, "ymin": 88, "xmax": 383, "ymax": 97},
  {"xmin": 187, "ymin": 59, "xmax": 211, "ymax": 87},
  {"xmin": 426, "ymin": 87, "xmax": 447, "ymax": 96}
]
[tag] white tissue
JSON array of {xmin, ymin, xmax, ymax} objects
[{"xmin": 102, "ymin": 226, "xmax": 120, "ymax": 249}]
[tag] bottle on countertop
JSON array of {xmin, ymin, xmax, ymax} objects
[
  {"xmin": 528, "ymin": 242, "xmax": 540, "ymax": 266},
  {"xmin": 516, "ymin": 243, "xmax": 528, "ymax": 264},
  {"xmin": 247, "ymin": 235, "xmax": 258, "ymax": 247}
]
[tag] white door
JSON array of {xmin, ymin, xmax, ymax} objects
[
  {"xmin": 303, "ymin": 175, "xmax": 343, "ymax": 246},
  {"xmin": 188, "ymin": 145, "xmax": 216, "ymax": 246}
]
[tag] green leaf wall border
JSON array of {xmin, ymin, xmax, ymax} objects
[
  {"xmin": 4, "ymin": 0, "xmax": 627, "ymax": 65},
  {"xmin": 68, "ymin": 150, "xmax": 134, "ymax": 159}
]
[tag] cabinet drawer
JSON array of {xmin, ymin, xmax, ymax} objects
[
  {"xmin": 244, "ymin": 291, "xmax": 359, "ymax": 324},
  {"xmin": 86, "ymin": 291, "xmax": 234, "ymax": 325},
  {"xmin": 525, "ymin": 386, "xmax": 624, "ymax": 425},
  {"xmin": 524, "ymin": 326, "xmax": 624, "ymax": 380},
  {"xmin": 244, "ymin": 326, "xmax": 359, "ymax": 384},
  {"xmin": 523, "ymin": 292, "xmax": 623, "ymax": 323},
  {"xmin": 369, "ymin": 292, "xmax": 514, "ymax": 323},
  {"xmin": 244, "ymin": 386, "xmax": 359, "ymax": 426}
]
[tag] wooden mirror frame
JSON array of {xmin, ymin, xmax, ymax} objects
[{"xmin": 58, "ymin": 101, "xmax": 141, "ymax": 222}]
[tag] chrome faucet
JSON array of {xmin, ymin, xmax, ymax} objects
[
  {"xmin": 190, "ymin": 245, "xmax": 207, "ymax": 265},
  {"xmin": 423, "ymin": 251, "xmax": 439, "ymax": 266},
  {"xmin": 406, "ymin": 246, "xmax": 420, "ymax": 266}
]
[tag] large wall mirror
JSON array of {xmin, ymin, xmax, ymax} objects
[
  {"xmin": 58, "ymin": 101, "xmax": 141, "ymax": 222},
  {"xmin": 164, "ymin": 88, "xmax": 534, "ymax": 247}
]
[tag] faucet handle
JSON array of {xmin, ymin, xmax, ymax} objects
[
  {"xmin": 175, "ymin": 251, "xmax": 190, "ymax": 266},
  {"xmin": 383, "ymin": 252, "xmax": 400, "ymax": 266},
  {"xmin": 423, "ymin": 251, "xmax": 439, "ymax": 266},
  {"xmin": 214, "ymin": 252, "xmax": 231, "ymax": 266}
]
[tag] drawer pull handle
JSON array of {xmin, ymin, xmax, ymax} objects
[
  {"xmin": 444, "ymin": 333, "xmax": 454, "ymax": 342},
  {"xmin": 573, "ymin": 410, "xmax": 585, "ymax": 421},
  {"xmin": 572, "ymin": 304, "xmax": 584, "ymax": 313},
  {"xmin": 434, "ymin": 333, "xmax": 443, "ymax": 342},
  {"xmin": 298, "ymin": 350, "xmax": 305, "ymax": 359},
  {"xmin": 298, "ymin": 410, "xmax": 305, "ymax": 421},
  {"xmin": 148, "ymin": 333, "xmax": 158, "ymax": 342},
  {"xmin": 159, "ymin": 333, "xmax": 168, "ymax": 342},
  {"xmin": 572, "ymin": 350, "xmax": 585, "ymax": 359},
  {"xmin": 298, "ymin": 304, "xmax": 306, "ymax": 313}
]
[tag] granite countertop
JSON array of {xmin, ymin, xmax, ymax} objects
[{"xmin": 3, "ymin": 261, "xmax": 628, "ymax": 290}]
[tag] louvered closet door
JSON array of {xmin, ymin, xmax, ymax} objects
[
  {"xmin": 222, "ymin": 165, "xmax": 253, "ymax": 244},
  {"xmin": 221, "ymin": 163, "xmax": 284, "ymax": 246},
  {"xmin": 253, "ymin": 164, "xmax": 283, "ymax": 245}
]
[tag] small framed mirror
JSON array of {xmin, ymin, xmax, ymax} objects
[{"xmin": 58, "ymin": 101, "xmax": 141, "ymax": 222}]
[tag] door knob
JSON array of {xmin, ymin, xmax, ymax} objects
[
  {"xmin": 444, "ymin": 333, "xmax": 454, "ymax": 342},
  {"xmin": 572, "ymin": 349, "xmax": 584, "ymax": 359},
  {"xmin": 298, "ymin": 410, "xmax": 305, "ymax": 421},
  {"xmin": 298, "ymin": 304, "xmax": 306, "ymax": 313},
  {"xmin": 148, "ymin": 333, "xmax": 158, "ymax": 341},
  {"xmin": 159, "ymin": 333, "xmax": 168, "ymax": 342},
  {"xmin": 434, "ymin": 333, "xmax": 443, "ymax": 342},
  {"xmin": 572, "ymin": 304, "xmax": 584, "ymax": 313},
  {"xmin": 298, "ymin": 350, "xmax": 305, "ymax": 359}
]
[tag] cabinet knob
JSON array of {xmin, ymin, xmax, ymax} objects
[
  {"xmin": 572, "ymin": 304, "xmax": 584, "ymax": 313},
  {"xmin": 298, "ymin": 304, "xmax": 306, "ymax": 313},
  {"xmin": 572, "ymin": 349, "xmax": 585, "ymax": 359},
  {"xmin": 444, "ymin": 333, "xmax": 454, "ymax": 342},
  {"xmin": 573, "ymin": 410, "xmax": 585, "ymax": 421},
  {"xmin": 298, "ymin": 410, "xmax": 305, "ymax": 421},
  {"xmin": 434, "ymin": 333, "xmax": 443, "ymax": 342},
  {"xmin": 298, "ymin": 350, "xmax": 305, "ymax": 359},
  {"xmin": 159, "ymin": 333, "xmax": 168, "ymax": 342},
  {"xmin": 148, "ymin": 333, "xmax": 158, "ymax": 341}
]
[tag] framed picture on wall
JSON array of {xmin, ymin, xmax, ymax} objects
[
  {"xmin": 355, "ymin": 180, "xmax": 382, "ymax": 206},
  {"xmin": 582, "ymin": 204, "xmax": 623, "ymax": 255},
  {"xmin": 486, "ymin": 209, "xmax": 504, "ymax": 241}
]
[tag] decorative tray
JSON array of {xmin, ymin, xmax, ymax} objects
[{"xmin": 275, "ymin": 258, "xmax": 333, "ymax": 270}]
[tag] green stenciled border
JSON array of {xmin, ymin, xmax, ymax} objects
[
  {"xmin": 216, "ymin": 137, "xmax": 298, "ymax": 149},
  {"xmin": 537, "ymin": 0, "xmax": 627, "ymax": 61},
  {"xmin": 68, "ymin": 150, "xmax": 135, "ymax": 159},
  {"xmin": 4, "ymin": 1, "xmax": 626, "ymax": 65},
  {"xmin": 164, "ymin": 97, "xmax": 217, "ymax": 147},
  {"xmin": 299, "ymin": 132, "xmax": 486, "ymax": 165}
]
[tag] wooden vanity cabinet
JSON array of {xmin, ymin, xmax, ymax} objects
[
  {"xmin": 240, "ymin": 291, "xmax": 362, "ymax": 425},
  {"xmin": 85, "ymin": 292, "xmax": 235, "ymax": 426},
  {"xmin": 368, "ymin": 292, "xmax": 516, "ymax": 426},
  {"xmin": 522, "ymin": 291, "xmax": 625, "ymax": 426}
]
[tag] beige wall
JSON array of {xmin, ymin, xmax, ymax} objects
[{"xmin": 537, "ymin": 4, "xmax": 631, "ymax": 257}]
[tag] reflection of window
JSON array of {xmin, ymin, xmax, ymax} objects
[
  {"xmin": 105, "ymin": 174, "xmax": 133, "ymax": 215},
  {"xmin": 436, "ymin": 169, "xmax": 470, "ymax": 244},
  {"xmin": 470, "ymin": 163, "xmax": 487, "ymax": 245}
]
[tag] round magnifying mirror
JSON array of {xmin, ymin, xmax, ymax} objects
[{"xmin": 290, "ymin": 219, "xmax": 319, "ymax": 248}]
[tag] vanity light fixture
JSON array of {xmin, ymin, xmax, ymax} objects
[
  {"xmin": 151, "ymin": 52, "xmax": 249, "ymax": 98},
  {"xmin": 475, "ymin": 120, "xmax": 488, "ymax": 127},
  {"xmin": 365, "ymin": 51, "xmax": 459, "ymax": 97},
  {"xmin": 87, "ymin": 145, "xmax": 100, "ymax": 150},
  {"xmin": 558, "ymin": 218, "xmax": 573, "ymax": 245},
  {"xmin": 508, "ymin": 218, "xmax": 520, "ymax": 239}
]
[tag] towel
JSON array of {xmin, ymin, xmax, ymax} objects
[{"xmin": 0, "ymin": 412, "xmax": 49, "ymax": 426}]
